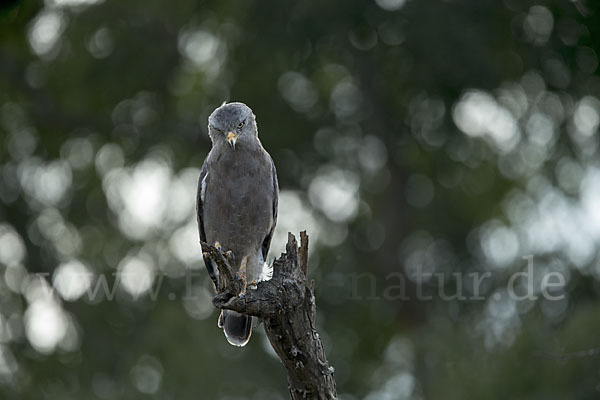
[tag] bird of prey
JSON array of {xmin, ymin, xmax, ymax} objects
[{"xmin": 196, "ymin": 102, "xmax": 279, "ymax": 347}]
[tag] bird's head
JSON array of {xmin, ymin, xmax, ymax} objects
[{"xmin": 207, "ymin": 102, "xmax": 257, "ymax": 150}]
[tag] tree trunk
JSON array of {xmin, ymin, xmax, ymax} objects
[{"xmin": 203, "ymin": 232, "xmax": 337, "ymax": 399}]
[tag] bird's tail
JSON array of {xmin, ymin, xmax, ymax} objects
[{"xmin": 218, "ymin": 310, "xmax": 252, "ymax": 347}]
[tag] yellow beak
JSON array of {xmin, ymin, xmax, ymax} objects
[{"xmin": 226, "ymin": 132, "xmax": 237, "ymax": 149}]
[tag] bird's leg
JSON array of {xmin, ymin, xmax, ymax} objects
[
  {"xmin": 214, "ymin": 241, "xmax": 223, "ymax": 257},
  {"xmin": 237, "ymin": 256, "xmax": 248, "ymax": 297}
]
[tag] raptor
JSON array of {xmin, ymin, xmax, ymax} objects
[{"xmin": 196, "ymin": 102, "xmax": 279, "ymax": 347}]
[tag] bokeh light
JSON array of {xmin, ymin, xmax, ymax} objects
[{"xmin": 2, "ymin": 0, "xmax": 600, "ymax": 398}]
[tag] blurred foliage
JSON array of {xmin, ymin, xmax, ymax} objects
[{"xmin": 1, "ymin": 0, "xmax": 600, "ymax": 399}]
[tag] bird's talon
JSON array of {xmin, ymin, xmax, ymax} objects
[
  {"xmin": 248, "ymin": 280, "xmax": 258, "ymax": 290},
  {"xmin": 215, "ymin": 241, "xmax": 223, "ymax": 257},
  {"xmin": 225, "ymin": 250, "xmax": 235, "ymax": 262}
]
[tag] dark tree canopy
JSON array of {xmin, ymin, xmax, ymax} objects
[{"xmin": 1, "ymin": 0, "xmax": 600, "ymax": 399}]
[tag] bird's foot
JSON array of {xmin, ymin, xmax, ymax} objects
[
  {"xmin": 224, "ymin": 250, "xmax": 235, "ymax": 263},
  {"xmin": 248, "ymin": 280, "xmax": 258, "ymax": 290}
]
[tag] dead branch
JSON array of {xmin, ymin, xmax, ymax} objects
[{"xmin": 203, "ymin": 232, "xmax": 337, "ymax": 400}]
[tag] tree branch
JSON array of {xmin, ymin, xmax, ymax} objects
[{"xmin": 202, "ymin": 232, "xmax": 337, "ymax": 399}]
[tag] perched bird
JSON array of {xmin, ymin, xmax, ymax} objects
[{"xmin": 196, "ymin": 102, "xmax": 279, "ymax": 347}]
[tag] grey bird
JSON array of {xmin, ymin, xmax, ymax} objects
[{"xmin": 196, "ymin": 102, "xmax": 279, "ymax": 347}]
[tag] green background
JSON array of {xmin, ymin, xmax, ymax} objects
[{"xmin": 1, "ymin": 0, "xmax": 600, "ymax": 398}]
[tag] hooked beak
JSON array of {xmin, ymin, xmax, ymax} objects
[{"xmin": 226, "ymin": 132, "xmax": 237, "ymax": 149}]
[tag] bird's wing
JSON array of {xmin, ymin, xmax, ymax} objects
[
  {"xmin": 261, "ymin": 155, "xmax": 279, "ymax": 262},
  {"xmin": 197, "ymin": 160, "xmax": 219, "ymax": 288}
]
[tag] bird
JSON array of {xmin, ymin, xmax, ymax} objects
[{"xmin": 196, "ymin": 102, "xmax": 279, "ymax": 347}]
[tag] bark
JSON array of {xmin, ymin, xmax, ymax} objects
[{"xmin": 201, "ymin": 231, "xmax": 337, "ymax": 399}]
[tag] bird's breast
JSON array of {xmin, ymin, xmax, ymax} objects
[{"xmin": 203, "ymin": 149, "xmax": 274, "ymax": 265}]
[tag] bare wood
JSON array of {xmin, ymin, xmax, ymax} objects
[{"xmin": 205, "ymin": 231, "xmax": 337, "ymax": 399}]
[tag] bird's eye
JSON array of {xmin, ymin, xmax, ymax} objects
[{"xmin": 237, "ymin": 121, "xmax": 245, "ymax": 129}]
